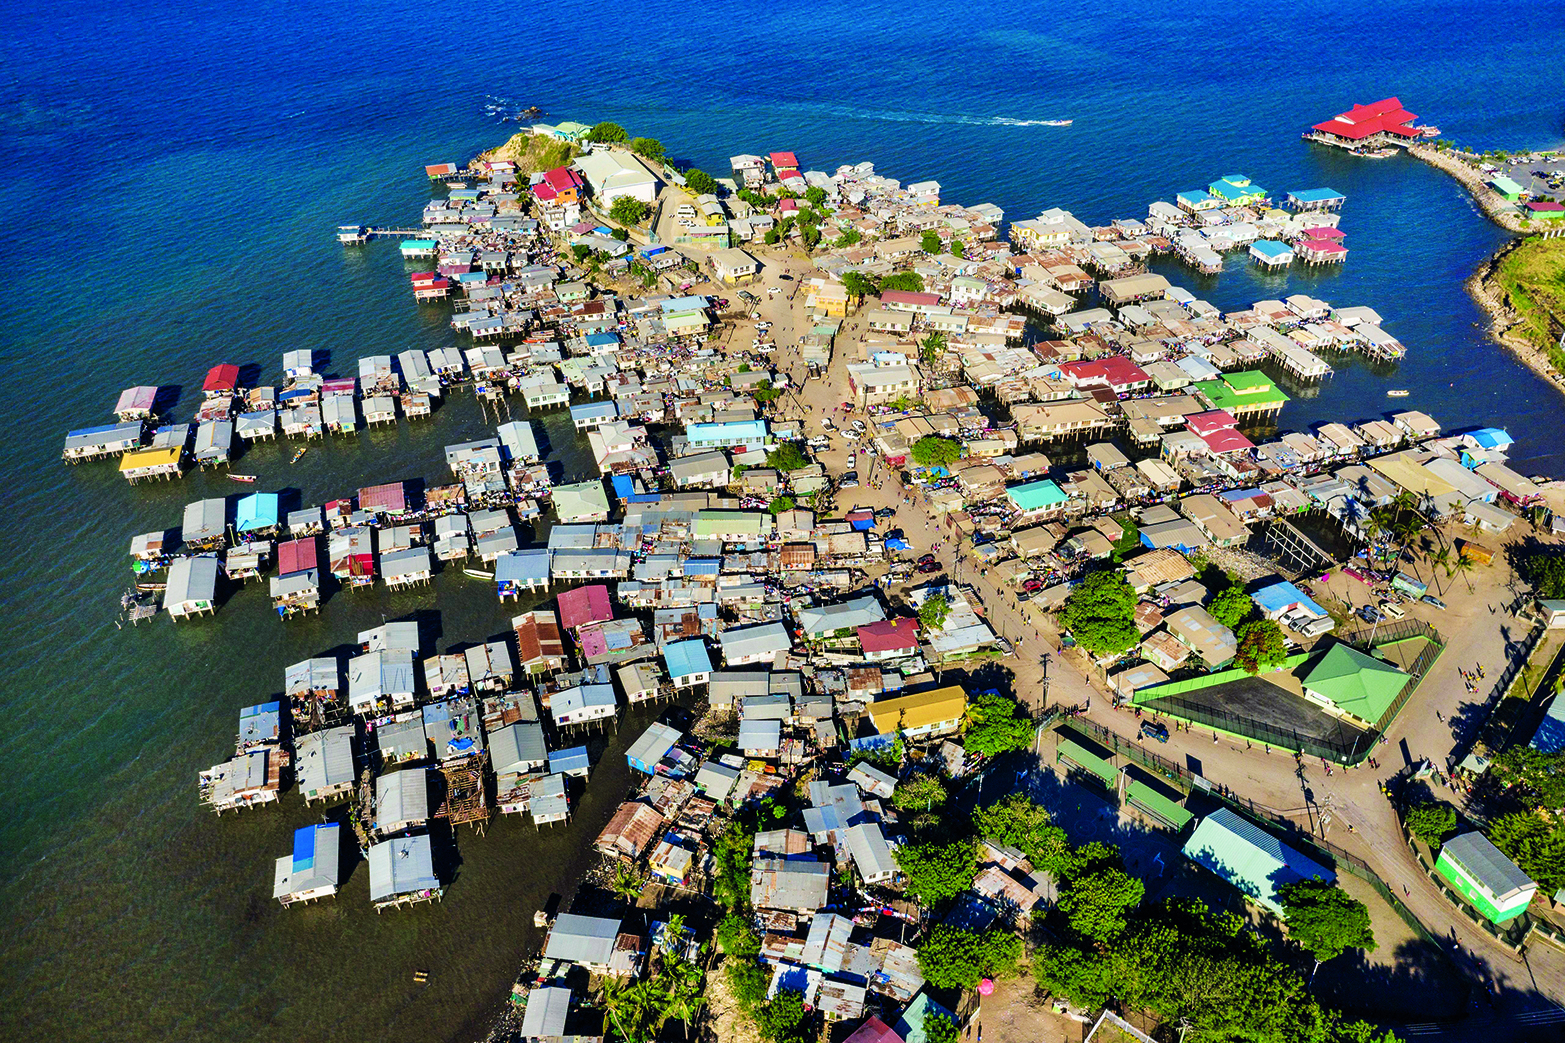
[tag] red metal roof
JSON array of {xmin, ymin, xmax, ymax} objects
[
  {"xmin": 558, "ymin": 584, "xmax": 613, "ymax": 631},
  {"xmin": 424, "ymin": 163, "xmax": 458, "ymax": 177},
  {"xmin": 358, "ymin": 482, "xmax": 406, "ymax": 512},
  {"xmin": 531, "ymin": 182, "xmax": 559, "ymax": 202},
  {"xmin": 1059, "ymin": 356, "xmax": 1149, "ymax": 390},
  {"xmin": 278, "ymin": 537, "xmax": 318, "ymax": 576},
  {"xmin": 858, "ymin": 618, "xmax": 920, "ymax": 653},
  {"xmin": 542, "ymin": 166, "xmax": 584, "ymax": 191},
  {"xmin": 1299, "ymin": 240, "xmax": 1348, "ymax": 256},
  {"xmin": 1185, "ymin": 409, "xmax": 1239, "ymax": 435},
  {"xmin": 1197, "ymin": 428, "xmax": 1255, "ymax": 454},
  {"xmin": 769, "ymin": 151, "xmax": 799, "ymax": 169},
  {"xmin": 1526, "ymin": 201, "xmax": 1565, "ymax": 212},
  {"xmin": 843, "ymin": 1017, "xmax": 904, "ymax": 1043},
  {"xmin": 203, "ymin": 364, "xmax": 240, "ymax": 392},
  {"xmin": 1312, "ymin": 97, "xmax": 1419, "ymax": 140},
  {"xmin": 1299, "ymin": 226, "xmax": 1346, "ymax": 240},
  {"xmin": 880, "ymin": 290, "xmax": 942, "ymax": 307}
]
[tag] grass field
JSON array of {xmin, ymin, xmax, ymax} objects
[{"xmin": 1495, "ymin": 235, "xmax": 1565, "ymax": 372}]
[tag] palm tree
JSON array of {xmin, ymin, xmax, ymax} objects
[
  {"xmin": 611, "ymin": 864, "xmax": 642, "ymax": 906},
  {"xmin": 600, "ymin": 977, "xmax": 672, "ymax": 1043},
  {"xmin": 1429, "ymin": 546, "xmax": 1452, "ymax": 594},
  {"xmin": 1454, "ymin": 553, "xmax": 1477, "ymax": 594},
  {"xmin": 660, "ymin": 913, "xmax": 688, "ymax": 954}
]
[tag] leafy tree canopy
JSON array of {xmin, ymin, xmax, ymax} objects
[
  {"xmin": 1405, "ymin": 802, "xmax": 1458, "ymax": 846},
  {"xmin": 1519, "ymin": 551, "xmax": 1565, "ymax": 599},
  {"xmin": 911, "ymin": 435, "xmax": 961, "ymax": 468},
  {"xmin": 971, "ymin": 793, "xmax": 1069, "ymax": 870},
  {"xmin": 610, "ymin": 195, "xmax": 651, "ymax": 226},
  {"xmin": 1058, "ymin": 570, "xmax": 1138, "ymax": 658},
  {"xmin": 766, "ymin": 495, "xmax": 795, "ymax": 516},
  {"xmin": 1492, "ymin": 746, "xmax": 1565, "ymax": 808},
  {"xmin": 950, "ymin": 240, "xmax": 966, "ymax": 258},
  {"xmin": 895, "ymin": 838, "xmax": 977, "ymax": 905},
  {"xmin": 919, "ymin": 331, "xmax": 948, "ymax": 365},
  {"xmin": 585, "ymin": 121, "xmax": 628, "ymax": 143},
  {"xmin": 805, "ymin": 185, "xmax": 828, "ymax": 207},
  {"xmin": 766, "ymin": 442, "xmax": 809, "ymax": 472},
  {"xmin": 923, "ymin": 1013, "xmax": 961, "ymax": 1043},
  {"xmin": 684, "ymin": 168, "xmax": 720, "ymax": 196},
  {"xmin": 918, "ymin": 594, "xmax": 950, "ymax": 632},
  {"xmin": 892, "ymin": 772, "xmax": 948, "ymax": 811},
  {"xmin": 842, "ymin": 271, "xmax": 875, "ymax": 298},
  {"xmin": 1234, "ymin": 619, "xmax": 1289, "ymax": 675},
  {"xmin": 1488, "ymin": 811, "xmax": 1565, "ymax": 893},
  {"xmin": 630, "ymin": 137, "xmax": 665, "ymax": 162},
  {"xmin": 1277, "ymin": 880, "xmax": 1376, "ymax": 965},
  {"xmin": 879, "ymin": 271, "xmax": 925, "ymax": 293},
  {"xmin": 963, "ymin": 692, "xmax": 1034, "ymax": 758},
  {"xmin": 1058, "ymin": 866, "xmax": 1145, "ymax": 942},
  {"xmin": 834, "ymin": 228, "xmax": 863, "ymax": 248},
  {"xmin": 915, "ymin": 924, "xmax": 1024, "ymax": 989},
  {"xmin": 1209, "ymin": 585, "xmax": 1256, "ymax": 629}
]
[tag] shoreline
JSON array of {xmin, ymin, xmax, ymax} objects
[
  {"xmin": 1407, "ymin": 142, "xmax": 1531, "ymax": 233},
  {"xmin": 1465, "ymin": 238, "xmax": 1565, "ymax": 396}
]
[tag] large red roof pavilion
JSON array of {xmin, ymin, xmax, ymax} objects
[{"xmin": 1309, "ymin": 97, "xmax": 1423, "ymax": 149}]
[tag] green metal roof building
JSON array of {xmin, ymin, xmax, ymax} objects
[
  {"xmin": 1436, "ymin": 831, "xmax": 1537, "ymax": 924},
  {"xmin": 1006, "ymin": 479, "xmax": 1069, "ymax": 514},
  {"xmin": 1488, "ymin": 176, "xmax": 1525, "ymax": 202},
  {"xmin": 1300, "ymin": 643, "xmax": 1408, "ymax": 729},
  {"xmin": 1193, "ymin": 371, "xmax": 1289, "ymax": 414},
  {"xmin": 1182, "ymin": 807, "xmax": 1333, "ymax": 915}
]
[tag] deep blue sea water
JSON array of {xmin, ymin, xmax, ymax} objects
[{"xmin": 2, "ymin": 3, "xmax": 1563, "ymax": 1041}]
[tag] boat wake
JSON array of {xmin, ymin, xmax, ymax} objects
[{"xmin": 801, "ymin": 104, "xmax": 1070, "ymax": 128}]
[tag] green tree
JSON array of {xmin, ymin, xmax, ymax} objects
[
  {"xmin": 893, "ymin": 772, "xmax": 948, "ymax": 811},
  {"xmin": 1277, "ymin": 880, "xmax": 1376, "ymax": 975},
  {"xmin": 1405, "ymin": 802, "xmax": 1458, "ymax": 846},
  {"xmin": 712, "ymin": 820, "xmax": 756, "ymax": 911},
  {"xmin": 950, "ymin": 240, "xmax": 966, "ymax": 258},
  {"xmin": 684, "ymin": 168, "xmax": 720, "ymax": 196},
  {"xmin": 585, "ymin": 121, "xmax": 628, "ymax": 143},
  {"xmin": 805, "ymin": 185, "xmax": 827, "ymax": 207},
  {"xmin": 611, "ymin": 864, "xmax": 642, "ymax": 904},
  {"xmin": 919, "ymin": 331, "xmax": 948, "ymax": 365},
  {"xmin": 1234, "ymin": 619, "xmax": 1288, "ymax": 674},
  {"xmin": 610, "ymin": 195, "xmax": 651, "ymax": 225},
  {"xmin": 911, "ymin": 435, "xmax": 961, "ymax": 468},
  {"xmin": 923, "ymin": 1013, "xmax": 961, "ymax": 1043},
  {"xmin": 841, "ymin": 271, "xmax": 874, "ymax": 298},
  {"xmin": 920, "ymin": 230, "xmax": 942, "ymax": 254},
  {"xmin": 630, "ymin": 136, "xmax": 665, "ymax": 163},
  {"xmin": 895, "ymin": 838, "xmax": 977, "ymax": 905},
  {"xmin": 834, "ymin": 228, "xmax": 863, "ymax": 248},
  {"xmin": 963, "ymin": 692, "xmax": 1034, "ymax": 757},
  {"xmin": 971, "ymin": 794, "xmax": 1069, "ymax": 870},
  {"xmin": 1518, "ymin": 551, "xmax": 1565, "ymax": 599},
  {"xmin": 1058, "ymin": 867, "xmax": 1145, "ymax": 941},
  {"xmin": 918, "ymin": 594, "xmax": 950, "ymax": 632},
  {"xmin": 766, "ymin": 442, "xmax": 808, "ymax": 472},
  {"xmin": 1488, "ymin": 812, "xmax": 1565, "ymax": 893},
  {"xmin": 1491, "ymin": 747, "xmax": 1565, "ymax": 808},
  {"xmin": 880, "ymin": 272, "xmax": 925, "ymax": 293},
  {"xmin": 1058, "ymin": 570, "xmax": 1138, "ymax": 658},
  {"xmin": 916, "ymin": 924, "xmax": 1024, "ymax": 988},
  {"xmin": 1208, "ymin": 585, "xmax": 1255, "ymax": 629},
  {"xmin": 570, "ymin": 243, "xmax": 592, "ymax": 262},
  {"xmin": 764, "ymin": 228, "xmax": 782, "ymax": 245},
  {"xmin": 766, "ymin": 495, "xmax": 795, "ymax": 515},
  {"xmin": 799, "ymin": 223, "xmax": 821, "ymax": 250},
  {"xmin": 756, "ymin": 989, "xmax": 811, "ymax": 1043}
]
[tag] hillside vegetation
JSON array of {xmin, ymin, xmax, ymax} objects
[
  {"xmin": 477, "ymin": 131, "xmax": 580, "ymax": 174},
  {"xmin": 1495, "ymin": 236, "xmax": 1565, "ymax": 372}
]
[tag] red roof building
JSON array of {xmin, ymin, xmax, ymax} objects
[
  {"xmin": 1185, "ymin": 409, "xmax": 1239, "ymax": 436},
  {"xmin": 203, "ymin": 364, "xmax": 240, "ymax": 394},
  {"xmin": 769, "ymin": 151, "xmax": 799, "ymax": 171},
  {"xmin": 1196, "ymin": 427, "xmax": 1255, "ymax": 454},
  {"xmin": 1310, "ymin": 97, "xmax": 1421, "ymax": 146},
  {"xmin": 880, "ymin": 290, "xmax": 943, "ymax": 309},
  {"xmin": 1525, "ymin": 201, "xmax": 1565, "ymax": 215},
  {"xmin": 1058, "ymin": 357, "xmax": 1151, "ymax": 395},
  {"xmin": 558, "ymin": 584, "xmax": 613, "ymax": 631},
  {"xmin": 277, "ymin": 537, "xmax": 319, "ymax": 576},
  {"xmin": 358, "ymin": 481, "xmax": 407, "ymax": 514},
  {"xmin": 842, "ymin": 1017, "xmax": 904, "ymax": 1043},
  {"xmin": 858, "ymin": 618, "xmax": 920, "ymax": 655}
]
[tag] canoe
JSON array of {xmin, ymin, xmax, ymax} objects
[
  {"xmin": 291, "ymin": 447, "xmax": 308, "ymax": 464},
  {"xmin": 463, "ymin": 568, "xmax": 495, "ymax": 580},
  {"xmin": 228, "ymin": 474, "xmax": 258, "ymax": 483}
]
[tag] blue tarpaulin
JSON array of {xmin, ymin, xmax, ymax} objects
[{"xmin": 611, "ymin": 474, "xmax": 635, "ymax": 499}]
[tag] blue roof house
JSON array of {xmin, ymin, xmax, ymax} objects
[
  {"xmin": 236, "ymin": 492, "xmax": 281, "ymax": 533},
  {"xmin": 664, "ymin": 639, "xmax": 713, "ymax": 689}
]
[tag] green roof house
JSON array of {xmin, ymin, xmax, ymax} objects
[
  {"xmin": 1488, "ymin": 176, "xmax": 1525, "ymax": 202},
  {"xmin": 1299, "ymin": 643, "xmax": 1408, "ymax": 730},
  {"xmin": 1193, "ymin": 371, "xmax": 1289, "ymax": 415},
  {"xmin": 1436, "ymin": 831, "xmax": 1537, "ymax": 924},
  {"xmin": 1006, "ymin": 479, "xmax": 1069, "ymax": 516},
  {"xmin": 1208, "ymin": 174, "xmax": 1268, "ymax": 206},
  {"xmin": 1182, "ymin": 808, "xmax": 1334, "ymax": 915}
]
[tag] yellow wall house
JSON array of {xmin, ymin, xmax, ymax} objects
[{"xmin": 865, "ymin": 685, "xmax": 967, "ymax": 740}]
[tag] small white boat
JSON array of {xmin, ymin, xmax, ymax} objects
[
  {"xmin": 228, "ymin": 473, "xmax": 258, "ymax": 483},
  {"xmin": 1042, "ymin": 119, "xmax": 1073, "ymax": 127},
  {"xmin": 1386, "ymin": 389, "xmax": 1409, "ymax": 398},
  {"xmin": 463, "ymin": 568, "xmax": 494, "ymax": 580}
]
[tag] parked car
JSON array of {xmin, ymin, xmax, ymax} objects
[
  {"xmin": 839, "ymin": 474, "xmax": 859, "ymax": 489},
  {"xmin": 883, "ymin": 528, "xmax": 905, "ymax": 541},
  {"xmin": 820, "ymin": 417, "xmax": 834, "ymax": 430},
  {"xmin": 1379, "ymin": 601, "xmax": 1406, "ymax": 621},
  {"xmin": 1420, "ymin": 594, "xmax": 1447, "ymax": 610},
  {"xmin": 1358, "ymin": 605, "xmax": 1384, "ymax": 624},
  {"xmin": 995, "ymin": 637, "xmax": 1015, "ymax": 657},
  {"xmin": 874, "ymin": 507, "xmax": 896, "ymax": 519},
  {"xmin": 1140, "ymin": 721, "xmax": 1170, "ymax": 743},
  {"xmin": 916, "ymin": 554, "xmax": 941, "ymax": 573},
  {"xmin": 1022, "ymin": 577, "xmax": 1045, "ymax": 594}
]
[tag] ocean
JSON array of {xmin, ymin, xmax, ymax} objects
[{"xmin": 2, "ymin": 2, "xmax": 1563, "ymax": 1040}]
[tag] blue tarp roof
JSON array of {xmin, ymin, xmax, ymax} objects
[
  {"xmin": 1250, "ymin": 240, "xmax": 1293, "ymax": 258},
  {"xmin": 1533, "ymin": 697, "xmax": 1565, "ymax": 753},
  {"xmin": 611, "ymin": 474, "xmax": 635, "ymax": 498},
  {"xmin": 292, "ymin": 824, "xmax": 317, "ymax": 870},
  {"xmin": 628, "ymin": 493, "xmax": 662, "ymax": 503},
  {"xmin": 1470, "ymin": 428, "xmax": 1513, "ymax": 449},
  {"xmin": 1288, "ymin": 187, "xmax": 1346, "ymax": 202},
  {"xmin": 1252, "ymin": 580, "xmax": 1327, "ymax": 618},
  {"xmin": 236, "ymin": 492, "xmax": 280, "ymax": 531},
  {"xmin": 886, "ymin": 537, "xmax": 910, "ymax": 550},
  {"xmin": 586, "ymin": 333, "xmax": 619, "ymax": 347}
]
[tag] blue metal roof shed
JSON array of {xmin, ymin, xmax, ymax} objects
[
  {"xmin": 236, "ymin": 492, "xmax": 281, "ymax": 532},
  {"xmin": 664, "ymin": 639, "xmax": 713, "ymax": 681},
  {"xmin": 549, "ymin": 745, "xmax": 592, "ymax": 776},
  {"xmin": 1252, "ymin": 580, "xmax": 1327, "ymax": 619}
]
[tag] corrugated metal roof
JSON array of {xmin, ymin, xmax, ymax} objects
[
  {"xmin": 544, "ymin": 913, "xmax": 621, "ymax": 966},
  {"xmin": 1442, "ymin": 832, "xmax": 1535, "ymax": 900}
]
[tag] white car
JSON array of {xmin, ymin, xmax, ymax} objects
[
  {"xmin": 821, "ymin": 418, "xmax": 835, "ymax": 430},
  {"xmin": 1379, "ymin": 601, "xmax": 1406, "ymax": 621}
]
